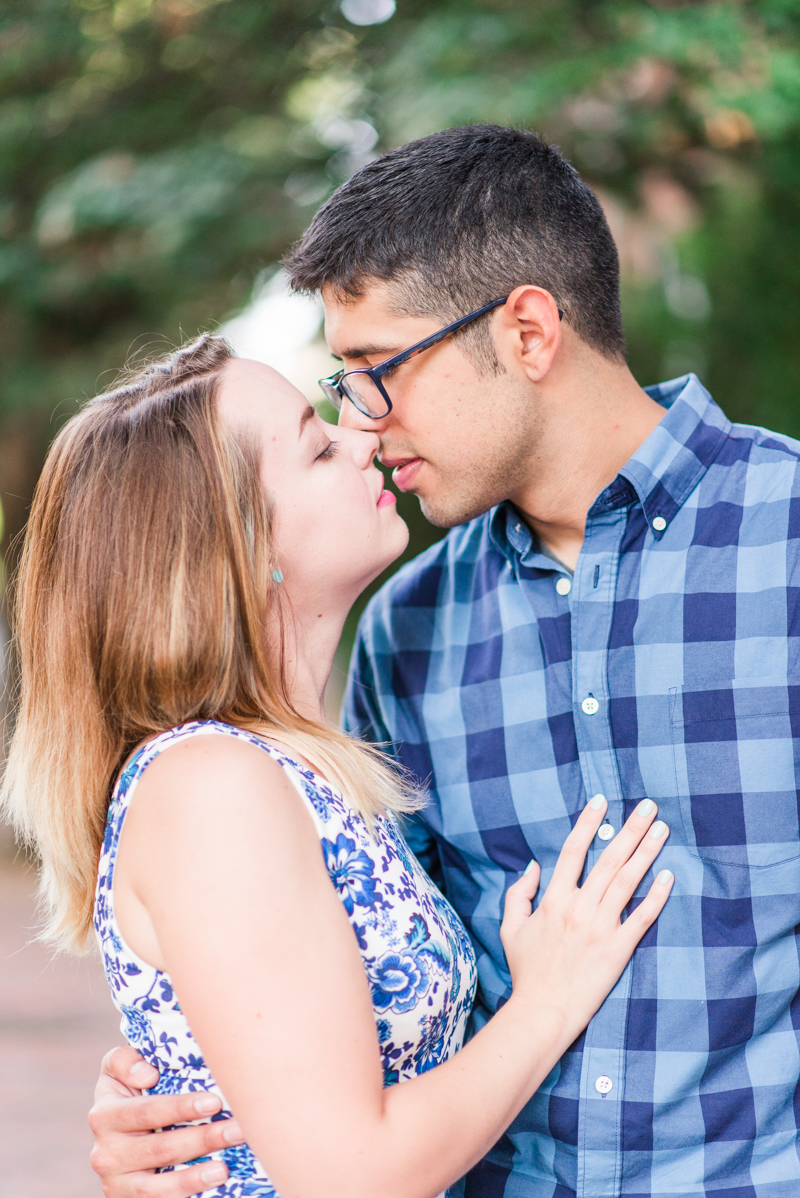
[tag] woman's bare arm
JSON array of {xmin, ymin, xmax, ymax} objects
[{"xmin": 113, "ymin": 735, "xmax": 671, "ymax": 1198}]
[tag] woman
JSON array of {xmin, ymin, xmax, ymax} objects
[{"xmin": 2, "ymin": 335, "xmax": 672, "ymax": 1198}]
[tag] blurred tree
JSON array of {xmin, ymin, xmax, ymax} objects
[
  {"xmin": 0, "ymin": 0, "xmax": 799, "ymax": 582},
  {"xmin": 0, "ymin": 0, "xmax": 337, "ymax": 552}
]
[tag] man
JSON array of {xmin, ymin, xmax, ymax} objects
[{"xmin": 89, "ymin": 125, "xmax": 800, "ymax": 1197}]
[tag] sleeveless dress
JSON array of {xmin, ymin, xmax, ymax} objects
[{"xmin": 94, "ymin": 720, "xmax": 478, "ymax": 1198}]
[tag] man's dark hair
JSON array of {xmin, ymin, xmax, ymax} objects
[{"xmin": 285, "ymin": 124, "xmax": 626, "ymax": 371}]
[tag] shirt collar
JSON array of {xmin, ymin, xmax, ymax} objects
[
  {"xmin": 488, "ymin": 373, "xmax": 731, "ymax": 560},
  {"xmin": 615, "ymin": 372, "xmax": 730, "ymax": 538},
  {"xmin": 489, "ymin": 500, "xmax": 534, "ymax": 564}
]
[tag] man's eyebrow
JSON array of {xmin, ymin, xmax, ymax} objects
[
  {"xmin": 337, "ymin": 344, "xmax": 399, "ymax": 361},
  {"xmin": 298, "ymin": 404, "xmax": 316, "ymax": 438}
]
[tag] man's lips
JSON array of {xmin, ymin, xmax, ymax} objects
[{"xmin": 382, "ymin": 457, "xmax": 423, "ymax": 492}]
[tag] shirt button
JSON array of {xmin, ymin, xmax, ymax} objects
[
  {"xmin": 556, "ymin": 577, "xmax": 572, "ymax": 596},
  {"xmin": 597, "ymin": 823, "xmax": 615, "ymax": 841},
  {"xmin": 595, "ymin": 1075, "xmax": 613, "ymax": 1095},
  {"xmin": 652, "ymin": 515, "xmax": 667, "ymax": 532},
  {"xmin": 581, "ymin": 696, "xmax": 600, "ymax": 715}
]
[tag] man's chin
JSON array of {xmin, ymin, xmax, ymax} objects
[{"xmin": 417, "ymin": 490, "xmax": 499, "ymax": 530}]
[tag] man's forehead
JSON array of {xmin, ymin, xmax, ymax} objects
[
  {"xmin": 322, "ymin": 282, "xmax": 391, "ymax": 336},
  {"xmin": 321, "ymin": 281, "xmax": 426, "ymax": 359}
]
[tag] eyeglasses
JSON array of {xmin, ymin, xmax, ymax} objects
[
  {"xmin": 320, "ymin": 295, "xmax": 562, "ymax": 420},
  {"xmin": 319, "ymin": 297, "xmax": 509, "ymax": 420}
]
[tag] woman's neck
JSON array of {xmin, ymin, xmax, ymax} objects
[{"xmin": 274, "ymin": 601, "xmax": 349, "ymax": 725}]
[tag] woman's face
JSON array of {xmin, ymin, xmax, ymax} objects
[{"xmin": 217, "ymin": 358, "xmax": 409, "ymax": 616}]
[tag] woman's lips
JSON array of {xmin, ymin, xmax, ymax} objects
[
  {"xmin": 377, "ymin": 486, "xmax": 397, "ymax": 508},
  {"xmin": 390, "ymin": 458, "xmax": 423, "ymax": 491}
]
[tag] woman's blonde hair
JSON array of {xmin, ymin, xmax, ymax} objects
[{"xmin": 1, "ymin": 334, "xmax": 419, "ymax": 953}]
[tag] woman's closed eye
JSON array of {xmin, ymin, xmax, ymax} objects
[{"xmin": 316, "ymin": 439, "xmax": 340, "ymax": 462}]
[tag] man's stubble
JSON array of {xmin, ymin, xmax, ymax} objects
[{"xmin": 414, "ymin": 388, "xmax": 544, "ymax": 530}]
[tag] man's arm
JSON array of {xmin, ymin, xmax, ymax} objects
[{"xmin": 89, "ymin": 1043, "xmax": 245, "ymax": 1196}]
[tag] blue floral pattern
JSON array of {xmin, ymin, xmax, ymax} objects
[{"xmin": 94, "ymin": 720, "xmax": 477, "ymax": 1198}]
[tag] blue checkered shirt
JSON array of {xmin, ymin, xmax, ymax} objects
[{"xmin": 343, "ymin": 374, "xmax": 800, "ymax": 1198}]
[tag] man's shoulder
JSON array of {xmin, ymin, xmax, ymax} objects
[
  {"xmin": 654, "ymin": 375, "xmax": 800, "ymax": 499},
  {"xmin": 726, "ymin": 419, "xmax": 800, "ymax": 465},
  {"xmin": 715, "ymin": 418, "xmax": 800, "ymax": 501}
]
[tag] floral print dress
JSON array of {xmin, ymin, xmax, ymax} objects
[{"xmin": 94, "ymin": 720, "xmax": 478, "ymax": 1197}]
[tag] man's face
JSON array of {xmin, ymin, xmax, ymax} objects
[{"xmin": 322, "ymin": 282, "xmax": 543, "ymax": 528}]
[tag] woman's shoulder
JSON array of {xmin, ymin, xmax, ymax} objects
[
  {"xmin": 111, "ymin": 720, "xmax": 367, "ymax": 856},
  {"xmin": 124, "ymin": 719, "xmax": 282, "ymax": 770},
  {"xmin": 106, "ymin": 720, "xmax": 328, "ymax": 903},
  {"xmin": 114, "ymin": 720, "xmax": 298, "ymax": 810}
]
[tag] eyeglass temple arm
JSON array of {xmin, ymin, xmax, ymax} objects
[
  {"xmin": 372, "ymin": 296, "xmax": 563, "ymax": 377},
  {"xmin": 372, "ymin": 297, "xmax": 509, "ymax": 376}
]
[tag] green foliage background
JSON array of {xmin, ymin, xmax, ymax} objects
[{"xmin": 1, "ymin": 0, "xmax": 799, "ymax": 650}]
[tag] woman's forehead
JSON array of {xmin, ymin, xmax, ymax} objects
[{"xmin": 217, "ymin": 358, "xmax": 308, "ymax": 439}]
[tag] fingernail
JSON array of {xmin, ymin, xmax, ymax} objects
[
  {"xmin": 194, "ymin": 1094, "xmax": 221, "ymax": 1115},
  {"xmin": 589, "ymin": 794, "xmax": 606, "ymax": 810},
  {"xmin": 649, "ymin": 820, "xmax": 667, "ymax": 840},
  {"xmin": 637, "ymin": 799, "xmax": 655, "ymax": 818},
  {"xmin": 130, "ymin": 1060, "xmax": 153, "ymax": 1077},
  {"xmin": 200, "ymin": 1162, "xmax": 227, "ymax": 1185},
  {"xmin": 523, "ymin": 858, "xmax": 537, "ymax": 875},
  {"xmin": 658, "ymin": 869, "xmax": 673, "ymax": 885},
  {"xmin": 222, "ymin": 1120, "xmax": 244, "ymax": 1144}
]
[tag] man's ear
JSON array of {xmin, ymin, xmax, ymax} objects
[{"xmin": 495, "ymin": 285, "xmax": 562, "ymax": 383}]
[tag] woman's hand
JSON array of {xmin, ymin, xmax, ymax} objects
[{"xmin": 500, "ymin": 796, "xmax": 672, "ymax": 1041}]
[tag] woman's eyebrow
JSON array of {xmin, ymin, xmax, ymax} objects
[{"xmin": 298, "ymin": 405, "xmax": 317, "ymax": 439}]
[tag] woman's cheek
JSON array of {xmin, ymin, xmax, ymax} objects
[{"xmin": 337, "ymin": 471, "xmax": 374, "ymax": 519}]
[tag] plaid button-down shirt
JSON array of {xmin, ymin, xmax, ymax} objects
[{"xmin": 343, "ymin": 374, "xmax": 800, "ymax": 1198}]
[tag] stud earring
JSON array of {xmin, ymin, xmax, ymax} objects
[{"xmin": 271, "ymin": 569, "xmax": 284, "ymax": 583}]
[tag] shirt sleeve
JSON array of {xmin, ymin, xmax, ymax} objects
[{"xmin": 342, "ymin": 611, "xmax": 443, "ymax": 886}]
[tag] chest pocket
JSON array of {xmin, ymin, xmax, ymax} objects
[{"xmin": 671, "ymin": 677, "xmax": 800, "ymax": 867}]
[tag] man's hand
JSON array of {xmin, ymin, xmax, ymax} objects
[{"xmin": 88, "ymin": 1046, "xmax": 245, "ymax": 1198}]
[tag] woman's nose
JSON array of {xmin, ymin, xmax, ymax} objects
[{"xmin": 348, "ymin": 428, "xmax": 381, "ymax": 469}]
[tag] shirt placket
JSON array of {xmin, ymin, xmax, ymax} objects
[{"xmin": 570, "ymin": 505, "xmax": 630, "ymax": 1198}]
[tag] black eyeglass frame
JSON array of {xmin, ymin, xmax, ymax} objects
[{"xmin": 319, "ymin": 295, "xmax": 564, "ymax": 420}]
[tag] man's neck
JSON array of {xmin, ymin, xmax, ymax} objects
[{"xmin": 509, "ymin": 358, "xmax": 665, "ymax": 572}]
